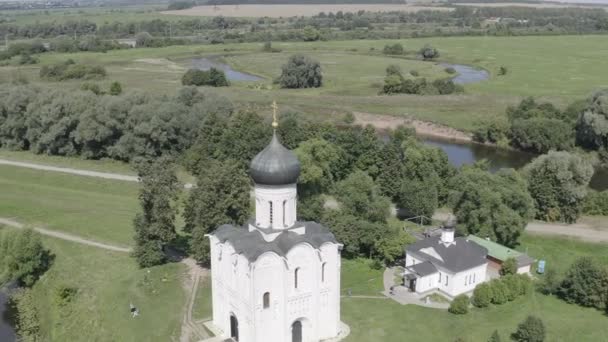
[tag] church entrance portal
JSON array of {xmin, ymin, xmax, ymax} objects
[
  {"xmin": 291, "ymin": 320, "xmax": 302, "ymax": 342},
  {"xmin": 230, "ymin": 314, "xmax": 239, "ymax": 341}
]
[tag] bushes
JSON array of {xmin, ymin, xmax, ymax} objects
[
  {"xmin": 278, "ymin": 54, "xmax": 323, "ymax": 89},
  {"xmin": 181, "ymin": 68, "xmax": 230, "ymax": 87},
  {"xmin": 582, "ymin": 190, "xmax": 608, "ymax": 216},
  {"xmin": 419, "ymin": 44, "xmax": 440, "ymax": 60},
  {"xmin": 556, "ymin": 257, "xmax": 608, "ymax": 310},
  {"xmin": 383, "ymin": 43, "xmax": 404, "ymax": 55},
  {"xmin": 500, "ymin": 257, "xmax": 518, "ymax": 276},
  {"xmin": 448, "ymin": 294, "xmax": 470, "ymax": 314},
  {"xmin": 472, "ymin": 275, "xmax": 531, "ymax": 308},
  {"xmin": 0, "ymin": 229, "xmax": 52, "ymax": 287},
  {"xmin": 40, "ymin": 59, "xmax": 107, "ymax": 81},
  {"xmin": 381, "ymin": 66, "xmax": 462, "ymax": 95},
  {"xmin": 512, "ymin": 315, "xmax": 546, "ymax": 342},
  {"xmin": 9, "ymin": 288, "xmax": 41, "ymax": 342},
  {"xmin": 472, "ymin": 282, "xmax": 492, "ymax": 308}
]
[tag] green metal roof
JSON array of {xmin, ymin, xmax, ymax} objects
[{"xmin": 466, "ymin": 235, "xmax": 522, "ymax": 262}]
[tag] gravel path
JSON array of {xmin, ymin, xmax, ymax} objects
[
  {"xmin": 0, "ymin": 159, "xmax": 139, "ymax": 182},
  {"xmin": 526, "ymin": 221, "xmax": 608, "ymax": 243},
  {"xmin": 0, "ymin": 217, "xmax": 132, "ymax": 253}
]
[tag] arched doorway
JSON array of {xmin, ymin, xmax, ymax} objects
[
  {"xmin": 291, "ymin": 320, "xmax": 302, "ymax": 342},
  {"xmin": 230, "ymin": 314, "xmax": 239, "ymax": 341}
]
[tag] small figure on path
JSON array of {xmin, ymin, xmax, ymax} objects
[{"xmin": 130, "ymin": 303, "xmax": 140, "ymax": 318}]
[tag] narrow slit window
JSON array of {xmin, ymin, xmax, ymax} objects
[
  {"xmin": 283, "ymin": 200, "xmax": 287, "ymax": 227},
  {"xmin": 295, "ymin": 268, "xmax": 300, "ymax": 289},
  {"xmin": 263, "ymin": 292, "xmax": 270, "ymax": 309},
  {"xmin": 322, "ymin": 262, "xmax": 327, "ymax": 283},
  {"xmin": 269, "ymin": 201, "xmax": 273, "ymax": 226}
]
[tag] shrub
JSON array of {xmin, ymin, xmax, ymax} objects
[
  {"xmin": 109, "ymin": 81, "xmax": 123, "ymax": 95},
  {"xmin": 181, "ymin": 68, "xmax": 229, "ymax": 87},
  {"xmin": 167, "ymin": 0, "xmax": 195, "ymax": 10},
  {"xmin": 432, "ymin": 78, "xmax": 462, "ymax": 95},
  {"xmin": 490, "ymin": 279, "xmax": 508, "ymax": 305},
  {"xmin": 54, "ymin": 285, "xmax": 78, "ymax": 307},
  {"xmin": 512, "ymin": 315, "xmax": 545, "ymax": 342},
  {"xmin": 445, "ymin": 66, "xmax": 456, "ymax": 74},
  {"xmin": 489, "ymin": 330, "xmax": 502, "ymax": 342},
  {"xmin": 448, "ymin": 294, "xmax": 470, "ymax": 314},
  {"xmin": 409, "ymin": 70, "xmax": 419, "ymax": 77},
  {"xmin": 538, "ymin": 269, "xmax": 559, "ymax": 295},
  {"xmin": 583, "ymin": 190, "xmax": 608, "ymax": 216},
  {"xmin": 499, "ymin": 66, "xmax": 508, "ymax": 75},
  {"xmin": 386, "ymin": 64, "xmax": 402, "ymax": 77},
  {"xmin": 278, "ymin": 54, "xmax": 322, "ymax": 89},
  {"xmin": 557, "ymin": 257, "xmax": 608, "ymax": 310},
  {"xmin": 472, "ymin": 119, "xmax": 509, "ymax": 144},
  {"xmin": 81, "ymin": 82, "xmax": 102, "ymax": 95},
  {"xmin": 501, "ymin": 275, "xmax": 520, "ymax": 301},
  {"xmin": 472, "ymin": 282, "xmax": 492, "ymax": 308},
  {"xmin": 18, "ymin": 54, "xmax": 38, "ymax": 65},
  {"xmin": 420, "ymin": 44, "xmax": 439, "ymax": 60},
  {"xmin": 383, "ymin": 43, "xmax": 404, "ymax": 55},
  {"xmin": 40, "ymin": 60, "xmax": 106, "ymax": 81},
  {"xmin": 0, "ymin": 229, "xmax": 52, "ymax": 287},
  {"xmin": 500, "ymin": 257, "xmax": 518, "ymax": 276},
  {"xmin": 10, "ymin": 288, "xmax": 40, "ymax": 341}
]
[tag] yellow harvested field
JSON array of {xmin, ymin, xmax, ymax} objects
[{"xmin": 161, "ymin": 4, "xmax": 452, "ymax": 18}]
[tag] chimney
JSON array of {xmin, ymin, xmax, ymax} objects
[{"xmin": 441, "ymin": 215, "xmax": 457, "ymax": 246}]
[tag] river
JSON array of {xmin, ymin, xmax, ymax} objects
[
  {"xmin": 191, "ymin": 57, "xmax": 263, "ymax": 82},
  {"xmin": 421, "ymin": 136, "xmax": 608, "ymax": 191},
  {"xmin": 0, "ymin": 290, "xmax": 16, "ymax": 342}
]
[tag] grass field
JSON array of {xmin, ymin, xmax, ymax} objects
[
  {"xmin": 20, "ymin": 235, "xmax": 186, "ymax": 341},
  {"xmin": 5, "ymin": 35, "xmax": 608, "ymax": 131},
  {"xmin": 192, "ymin": 276, "xmax": 213, "ymax": 322},
  {"xmin": 0, "ymin": 164, "xmax": 139, "ymax": 246}
]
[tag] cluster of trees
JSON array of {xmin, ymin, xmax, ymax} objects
[
  {"xmin": 475, "ymin": 90, "xmax": 608, "ymax": 156},
  {"xmin": 278, "ymin": 54, "xmax": 323, "ymax": 89},
  {"xmin": 39, "ymin": 59, "xmax": 107, "ymax": 81},
  {"xmin": 383, "ymin": 43, "xmax": 404, "ymax": 55},
  {"xmin": 541, "ymin": 257, "xmax": 608, "ymax": 313},
  {"xmin": 167, "ymin": 0, "xmax": 197, "ymax": 10},
  {"xmin": 583, "ymin": 190, "xmax": 608, "ymax": 216},
  {"xmin": 182, "ymin": 68, "xmax": 230, "ymax": 87},
  {"xmin": 0, "ymin": 84, "xmax": 234, "ymax": 161},
  {"xmin": 471, "ymin": 273, "xmax": 532, "ymax": 308},
  {"xmin": 382, "ymin": 65, "xmax": 462, "ymax": 96}
]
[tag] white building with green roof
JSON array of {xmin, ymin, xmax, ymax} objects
[{"xmin": 466, "ymin": 235, "xmax": 535, "ymax": 275}]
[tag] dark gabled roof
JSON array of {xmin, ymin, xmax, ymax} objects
[
  {"xmin": 249, "ymin": 132, "xmax": 300, "ymax": 185},
  {"xmin": 515, "ymin": 254, "xmax": 535, "ymax": 267},
  {"xmin": 406, "ymin": 236, "xmax": 488, "ymax": 273},
  {"xmin": 211, "ymin": 221, "xmax": 337, "ymax": 262},
  {"xmin": 408, "ymin": 261, "xmax": 438, "ymax": 277}
]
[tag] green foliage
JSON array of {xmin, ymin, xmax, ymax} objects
[
  {"xmin": 295, "ymin": 138, "xmax": 344, "ymax": 197},
  {"xmin": 54, "ymin": 285, "xmax": 78, "ymax": 308},
  {"xmin": 419, "ymin": 44, "xmax": 440, "ymax": 60},
  {"xmin": 490, "ymin": 279, "xmax": 509, "ymax": 305},
  {"xmin": 0, "ymin": 229, "xmax": 51, "ymax": 287},
  {"xmin": 181, "ymin": 68, "xmax": 230, "ymax": 87},
  {"xmin": 302, "ymin": 26, "xmax": 321, "ymax": 41},
  {"xmin": 523, "ymin": 151, "xmax": 593, "ymax": 223},
  {"xmin": 445, "ymin": 66, "xmax": 456, "ymax": 74},
  {"xmin": 184, "ymin": 159, "xmax": 250, "ymax": 264},
  {"xmin": 39, "ymin": 60, "xmax": 106, "ymax": 81},
  {"xmin": 510, "ymin": 117, "xmax": 573, "ymax": 153},
  {"xmin": 167, "ymin": 0, "xmax": 196, "ymax": 10},
  {"xmin": 500, "ymin": 257, "xmax": 518, "ymax": 276},
  {"xmin": 135, "ymin": 31, "xmax": 154, "ymax": 47},
  {"xmin": 472, "ymin": 118, "xmax": 509, "ymax": 144},
  {"xmin": 109, "ymin": 81, "xmax": 123, "ymax": 95},
  {"xmin": 472, "ymin": 282, "xmax": 492, "ymax": 308},
  {"xmin": 333, "ymin": 170, "xmax": 390, "ymax": 223},
  {"xmin": 576, "ymin": 89, "xmax": 608, "ymax": 150},
  {"xmin": 557, "ymin": 257, "xmax": 608, "ymax": 310},
  {"xmin": 80, "ymin": 82, "xmax": 102, "ymax": 95},
  {"xmin": 381, "ymin": 64, "xmax": 461, "ymax": 95},
  {"xmin": 9, "ymin": 288, "xmax": 40, "ymax": 342},
  {"xmin": 278, "ymin": 54, "xmax": 323, "ymax": 89},
  {"xmin": 538, "ymin": 269, "xmax": 559, "ymax": 295},
  {"xmin": 132, "ymin": 157, "xmax": 180, "ymax": 268},
  {"xmin": 383, "ymin": 43, "xmax": 404, "ymax": 55},
  {"xmin": 449, "ymin": 167, "xmax": 534, "ymax": 247},
  {"xmin": 448, "ymin": 294, "xmax": 470, "ymax": 314},
  {"xmin": 498, "ymin": 66, "xmax": 508, "ymax": 76},
  {"xmin": 374, "ymin": 228, "xmax": 415, "ymax": 264},
  {"xmin": 321, "ymin": 210, "xmax": 384, "ymax": 259},
  {"xmin": 582, "ymin": 190, "xmax": 608, "ymax": 215},
  {"xmin": 511, "ymin": 315, "xmax": 546, "ymax": 342}
]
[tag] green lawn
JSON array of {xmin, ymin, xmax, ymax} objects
[
  {"xmin": 0, "ymin": 164, "xmax": 139, "ymax": 246},
  {"xmin": 8, "ymin": 35, "xmax": 607, "ymax": 131},
  {"xmin": 20, "ymin": 235, "xmax": 186, "ymax": 341},
  {"xmin": 341, "ymin": 258, "xmax": 385, "ymax": 296},
  {"xmin": 192, "ymin": 276, "xmax": 213, "ymax": 321}
]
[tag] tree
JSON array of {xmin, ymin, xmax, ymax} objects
[
  {"xmin": 132, "ymin": 157, "xmax": 180, "ymax": 267},
  {"xmin": 181, "ymin": 68, "xmax": 229, "ymax": 87},
  {"xmin": 524, "ymin": 151, "xmax": 593, "ymax": 223},
  {"xmin": 295, "ymin": 138, "xmax": 345, "ymax": 197},
  {"xmin": 489, "ymin": 330, "xmax": 502, "ymax": 342},
  {"xmin": 511, "ymin": 316, "xmax": 546, "ymax": 342},
  {"xmin": 374, "ymin": 228, "xmax": 415, "ymax": 264},
  {"xmin": 500, "ymin": 257, "xmax": 518, "ymax": 276},
  {"xmin": 333, "ymin": 170, "xmax": 390, "ymax": 223},
  {"xmin": 448, "ymin": 294, "xmax": 470, "ymax": 314},
  {"xmin": 109, "ymin": 81, "xmax": 123, "ymax": 95},
  {"xmin": 135, "ymin": 31, "xmax": 154, "ymax": 47},
  {"xmin": 490, "ymin": 279, "xmax": 508, "ymax": 305},
  {"xmin": 321, "ymin": 210, "xmax": 384, "ymax": 259},
  {"xmin": 383, "ymin": 43, "xmax": 404, "ymax": 55},
  {"xmin": 419, "ymin": 44, "xmax": 439, "ymax": 60},
  {"xmin": 557, "ymin": 257, "xmax": 608, "ymax": 310},
  {"xmin": 184, "ymin": 159, "xmax": 250, "ymax": 264},
  {"xmin": 302, "ymin": 26, "xmax": 320, "ymax": 41},
  {"xmin": 472, "ymin": 282, "xmax": 492, "ymax": 308},
  {"xmin": 278, "ymin": 54, "xmax": 322, "ymax": 89},
  {"xmin": 510, "ymin": 117, "xmax": 574, "ymax": 153},
  {"xmin": 576, "ymin": 89, "xmax": 608, "ymax": 150},
  {"xmin": 0, "ymin": 229, "xmax": 51, "ymax": 287},
  {"xmin": 449, "ymin": 167, "xmax": 535, "ymax": 247},
  {"xmin": 538, "ymin": 269, "xmax": 559, "ymax": 295}
]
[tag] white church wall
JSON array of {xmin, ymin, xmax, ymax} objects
[
  {"xmin": 415, "ymin": 273, "xmax": 439, "ymax": 293},
  {"xmin": 253, "ymin": 252, "xmax": 286, "ymax": 342},
  {"xmin": 444, "ymin": 263, "xmax": 488, "ymax": 297},
  {"xmin": 317, "ymin": 243, "xmax": 341, "ymax": 340},
  {"xmin": 254, "ymin": 184, "xmax": 297, "ymax": 229}
]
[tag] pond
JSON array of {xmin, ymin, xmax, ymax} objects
[
  {"xmin": 421, "ymin": 135, "xmax": 608, "ymax": 191},
  {"xmin": 0, "ymin": 290, "xmax": 16, "ymax": 342},
  {"xmin": 440, "ymin": 63, "xmax": 490, "ymax": 85},
  {"xmin": 191, "ymin": 57, "xmax": 263, "ymax": 82}
]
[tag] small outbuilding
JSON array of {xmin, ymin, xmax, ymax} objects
[{"xmin": 466, "ymin": 235, "xmax": 535, "ymax": 275}]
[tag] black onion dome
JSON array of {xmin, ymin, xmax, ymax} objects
[{"xmin": 250, "ymin": 132, "xmax": 300, "ymax": 185}]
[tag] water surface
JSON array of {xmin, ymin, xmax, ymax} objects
[
  {"xmin": 0, "ymin": 290, "xmax": 16, "ymax": 342},
  {"xmin": 191, "ymin": 58, "xmax": 263, "ymax": 82},
  {"xmin": 440, "ymin": 63, "xmax": 490, "ymax": 85}
]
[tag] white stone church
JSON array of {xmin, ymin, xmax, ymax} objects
[{"xmin": 207, "ymin": 119, "xmax": 343, "ymax": 342}]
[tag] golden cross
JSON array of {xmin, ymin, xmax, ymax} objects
[{"xmin": 271, "ymin": 100, "xmax": 279, "ymax": 129}]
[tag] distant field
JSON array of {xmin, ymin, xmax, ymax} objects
[
  {"xmin": 457, "ymin": 2, "xmax": 608, "ymax": 9},
  {"xmin": 161, "ymin": 4, "xmax": 452, "ymax": 18}
]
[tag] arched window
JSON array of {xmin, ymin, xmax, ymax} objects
[
  {"xmin": 321, "ymin": 262, "xmax": 327, "ymax": 283},
  {"xmin": 269, "ymin": 201, "xmax": 273, "ymax": 226},
  {"xmin": 283, "ymin": 200, "xmax": 287, "ymax": 227},
  {"xmin": 294, "ymin": 268, "xmax": 300, "ymax": 289},
  {"xmin": 263, "ymin": 292, "xmax": 270, "ymax": 309}
]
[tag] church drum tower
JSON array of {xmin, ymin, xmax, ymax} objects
[{"xmin": 207, "ymin": 104, "xmax": 343, "ymax": 342}]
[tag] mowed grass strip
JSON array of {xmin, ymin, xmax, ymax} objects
[
  {"xmin": 0, "ymin": 164, "xmax": 139, "ymax": 246},
  {"xmin": 23, "ymin": 235, "xmax": 186, "ymax": 341}
]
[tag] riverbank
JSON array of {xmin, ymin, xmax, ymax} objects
[{"xmin": 0, "ymin": 288, "xmax": 16, "ymax": 342}]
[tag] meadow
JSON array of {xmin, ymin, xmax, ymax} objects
[{"xmin": 6, "ymin": 35, "xmax": 608, "ymax": 131}]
